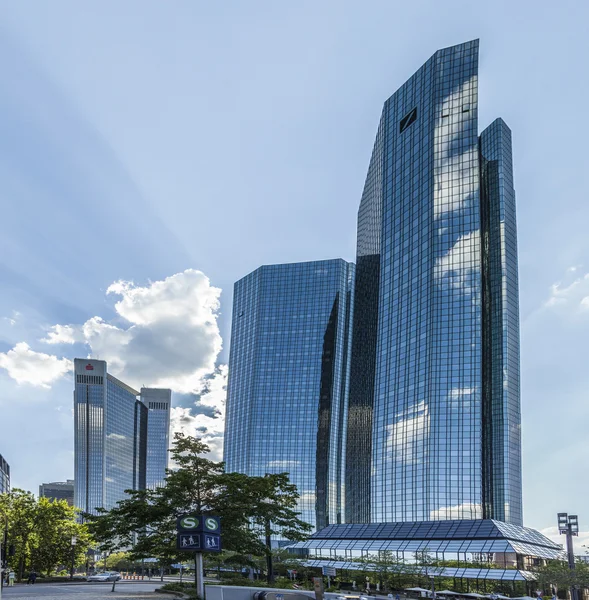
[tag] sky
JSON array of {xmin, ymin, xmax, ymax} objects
[{"xmin": 0, "ymin": 0, "xmax": 588, "ymax": 550}]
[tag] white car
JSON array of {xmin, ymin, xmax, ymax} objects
[{"xmin": 87, "ymin": 571, "xmax": 122, "ymax": 582}]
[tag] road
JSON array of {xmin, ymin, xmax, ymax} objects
[{"xmin": 0, "ymin": 581, "xmax": 173, "ymax": 599}]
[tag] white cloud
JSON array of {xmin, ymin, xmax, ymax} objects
[
  {"xmin": 37, "ymin": 269, "xmax": 223, "ymax": 393},
  {"xmin": 430, "ymin": 502, "xmax": 482, "ymax": 520},
  {"xmin": 544, "ymin": 271, "xmax": 589, "ymax": 310},
  {"xmin": 266, "ymin": 460, "xmax": 301, "ymax": 469},
  {"xmin": 2, "ymin": 311, "xmax": 20, "ymax": 327},
  {"xmin": 170, "ymin": 366, "xmax": 228, "ymax": 462},
  {"xmin": 385, "ymin": 400, "xmax": 429, "ymax": 465},
  {"xmin": 298, "ymin": 490, "xmax": 316, "ymax": 505},
  {"xmin": 0, "ymin": 343, "xmax": 72, "ymax": 388},
  {"xmin": 42, "ymin": 324, "xmax": 84, "ymax": 345},
  {"xmin": 170, "ymin": 407, "xmax": 200, "ymax": 438},
  {"xmin": 2, "ymin": 269, "xmax": 229, "ymax": 460},
  {"xmin": 196, "ymin": 364, "xmax": 228, "ymax": 409},
  {"xmin": 98, "ymin": 270, "xmax": 222, "ymax": 392},
  {"xmin": 434, "ymin": 231, "xmax": 481, "ymax": 298},
  {"xmin": 448, "ymin": 387, "xmax": 476, "ymax": 401},
  {"xmin": 433, "ymin": 76, "xmax": 478, "ymax": 219},
  {"xmin": 540, "ymin": 526, "xmax": 588, "ymax": 555},
  {"xmin": 448, "ymin": 387, "xmax": 479, "ymax": 410}
]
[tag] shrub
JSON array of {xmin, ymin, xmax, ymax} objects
[{"xmin": 160, "ymin": 582, "xmax": 200, "ymax": 598}]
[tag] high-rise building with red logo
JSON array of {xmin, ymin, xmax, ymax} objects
[{"xmin": 73, "ymin": 358, "xmax": 171, "ymax": 514}]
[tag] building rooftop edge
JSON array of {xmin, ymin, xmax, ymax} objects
[
  {"xmin": 308, "ymin": 520, "xmax": 561, "ymax": 550},
  {"xmin": 236, "ymin": 257, "xmax": 355, "ymax": 283},
  {"xmin": 107, "ymin": 373, "xmax": 140, "ymax": 397}
]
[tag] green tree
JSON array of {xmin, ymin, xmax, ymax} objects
[
  {"xmin": 105, "ymin": 551, "xmax": 133, "ymax": 571},
  {"xmin": 0, "ymin": 490, "xmax": 91, "ymax": 580},
  {"xmin": 535, "ymin": 560, "xmax": 573, "ymax": 594},
  {"xmin": 31, "ymin": 497, "xmax": 92, "ymax": 577},
  {"xmin": 271, "ymin": 547, "xmax": 306, "ymax": 579},
  {"xmin": 576, "ymin": 560, "xmax": 589, "ymax": 590},
  {"xmin": 535, "ymin": 559, "xmax": 589, "ymax": 595},
  {"xmin": 220, "ymin": 470, "xmax": 312, "ymax": 582},
  {"xmin": 87, "ymin": 434, "xmax": 311, "ymax": 569},
  {"xmin": 0, "ymin": 489, "xmax": 37, "ymax": 580},
  {"xmin": 356, "ymin": 551, "xmax": 412, "ymax": 591}
]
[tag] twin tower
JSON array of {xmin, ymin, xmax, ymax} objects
[{"xmin": 224, "ymin": 40, "xmax": 523, "ymax": 530}]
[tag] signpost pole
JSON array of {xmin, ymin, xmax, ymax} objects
[
  {"xmin": 321, "ymin": 567, "xmax": 336, "ymax": 590},
  {"xmin": 194, "ymin": 553, "xmax": 197, "ymax": 593},
  {"xmin": 178, "ymin": 514, "xmax": 220, "ymax": 599},
  {"xmin": 313, "ymin": 577, "xmax": 324, "ymax": 600},
  {"xmin": 195, "ymin": 552, "xmax": 205, "ymax": 599}
]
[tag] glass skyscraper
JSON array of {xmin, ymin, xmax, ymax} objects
[
  {"xmin": 224, "ymin": 40, "xmax": 522, "ymax": 532},
  {"xmin": 141, "ymin": 387, "xmax": 171, "ymax": 490},
  {"xmin": 346, "ymin": 39, "xmax": 522, "ymax": 525},
  {"xmin": 224, "ymin": 259, "xmax": 354, "ymax": 529},
  {"xmin": 74, "ymin": 359, "xmax": 148, "ymax": 514},
  {"xmin": 0, "ymin": 453, "xmax": 10, "ymax": 494}
]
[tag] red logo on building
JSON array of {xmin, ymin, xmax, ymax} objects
[{"xmin": 85, "ymin": 364, "xmax": 94, "ymax": 371}]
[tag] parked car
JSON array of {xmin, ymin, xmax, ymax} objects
[{"xmin": 87, "ymin": 571, "xmax": 122, "ymax": 582}]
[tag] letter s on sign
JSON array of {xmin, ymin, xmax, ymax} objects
[{"xmin": 181, "ymin": 517, "xmax": 198, "ymax": 529}]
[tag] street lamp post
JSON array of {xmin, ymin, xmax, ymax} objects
[
  {"xmin": 70, "ymin": 536, "xmax": 77, "ymax": 580},
  {"xmin": 557, "ymin": 513, "xmax": 579, "ymax": 600}
]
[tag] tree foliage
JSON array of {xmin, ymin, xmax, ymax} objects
[
  {"xmin": 104, "ymin": 551, "xmax": 133, "ymax": 571},
  {"xmin": 535, "ymin": 559, "xmax": 589, "ymax": 593},
  {"xmin": 0, "ymin": 489, "xmax": 92, "ymax": 579},
  {"xmin": 86, "ymin": 433, "xmax": 311, "ymax": 563}
]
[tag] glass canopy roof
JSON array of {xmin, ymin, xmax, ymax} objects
[{"xmin": 287, "ymin": 520, "xmax": 563, "ymax": 560}]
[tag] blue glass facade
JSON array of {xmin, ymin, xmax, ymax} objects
[
  {"xmin": 347, "ymin": 40, "xmax": 522, "ymax": 525},
  {"xmin": 345, "ymin": 109, "xmax": 385, "ymax": 524},
  {"xmin": 73, "ymin": 359, "xmax": 147, "ymax": 514},
  {"xmin": 0, "ymin": 453, "xmax": 10, "ymax": 494},
  {"xmin": 224, "ymin": 259, "xmax": 355, "ymax": 529},
  {"xmin": 141, "ymin": 388, "xmax": 171, "ymax": 490},
  {"xmin": 479, "ymin": 119, "xmax": 522, "ymax": 524}
]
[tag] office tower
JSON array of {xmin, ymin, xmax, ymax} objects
[
  {"xmin": 0, "ymin": 453, "xmax": 9, "ymax": 494},
  {"xmin": 141, "ymin": 388, "xmax": 172, "ymax": 489},
  {"xmin": 73, "ymin": 359, "xmax": 147, "ymax": 515},
  {"xmin": 346, "ymin": 39, "xmax": 522, "ymax": 525},
  {"xmin": 39, "ymin": 480, "xmax": 75, "ymax": 505},
  {"xmin": 224, "ymin": 259, "xmax": 354, "ymax": 530}
]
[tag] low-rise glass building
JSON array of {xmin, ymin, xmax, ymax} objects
[
  {"xmin": 289, "ymin": 520, "xmax": 563, "ymax": 587},
  {"xmin": 39, "ymin": 479, "xmax": 74, "ymax": 505}
]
